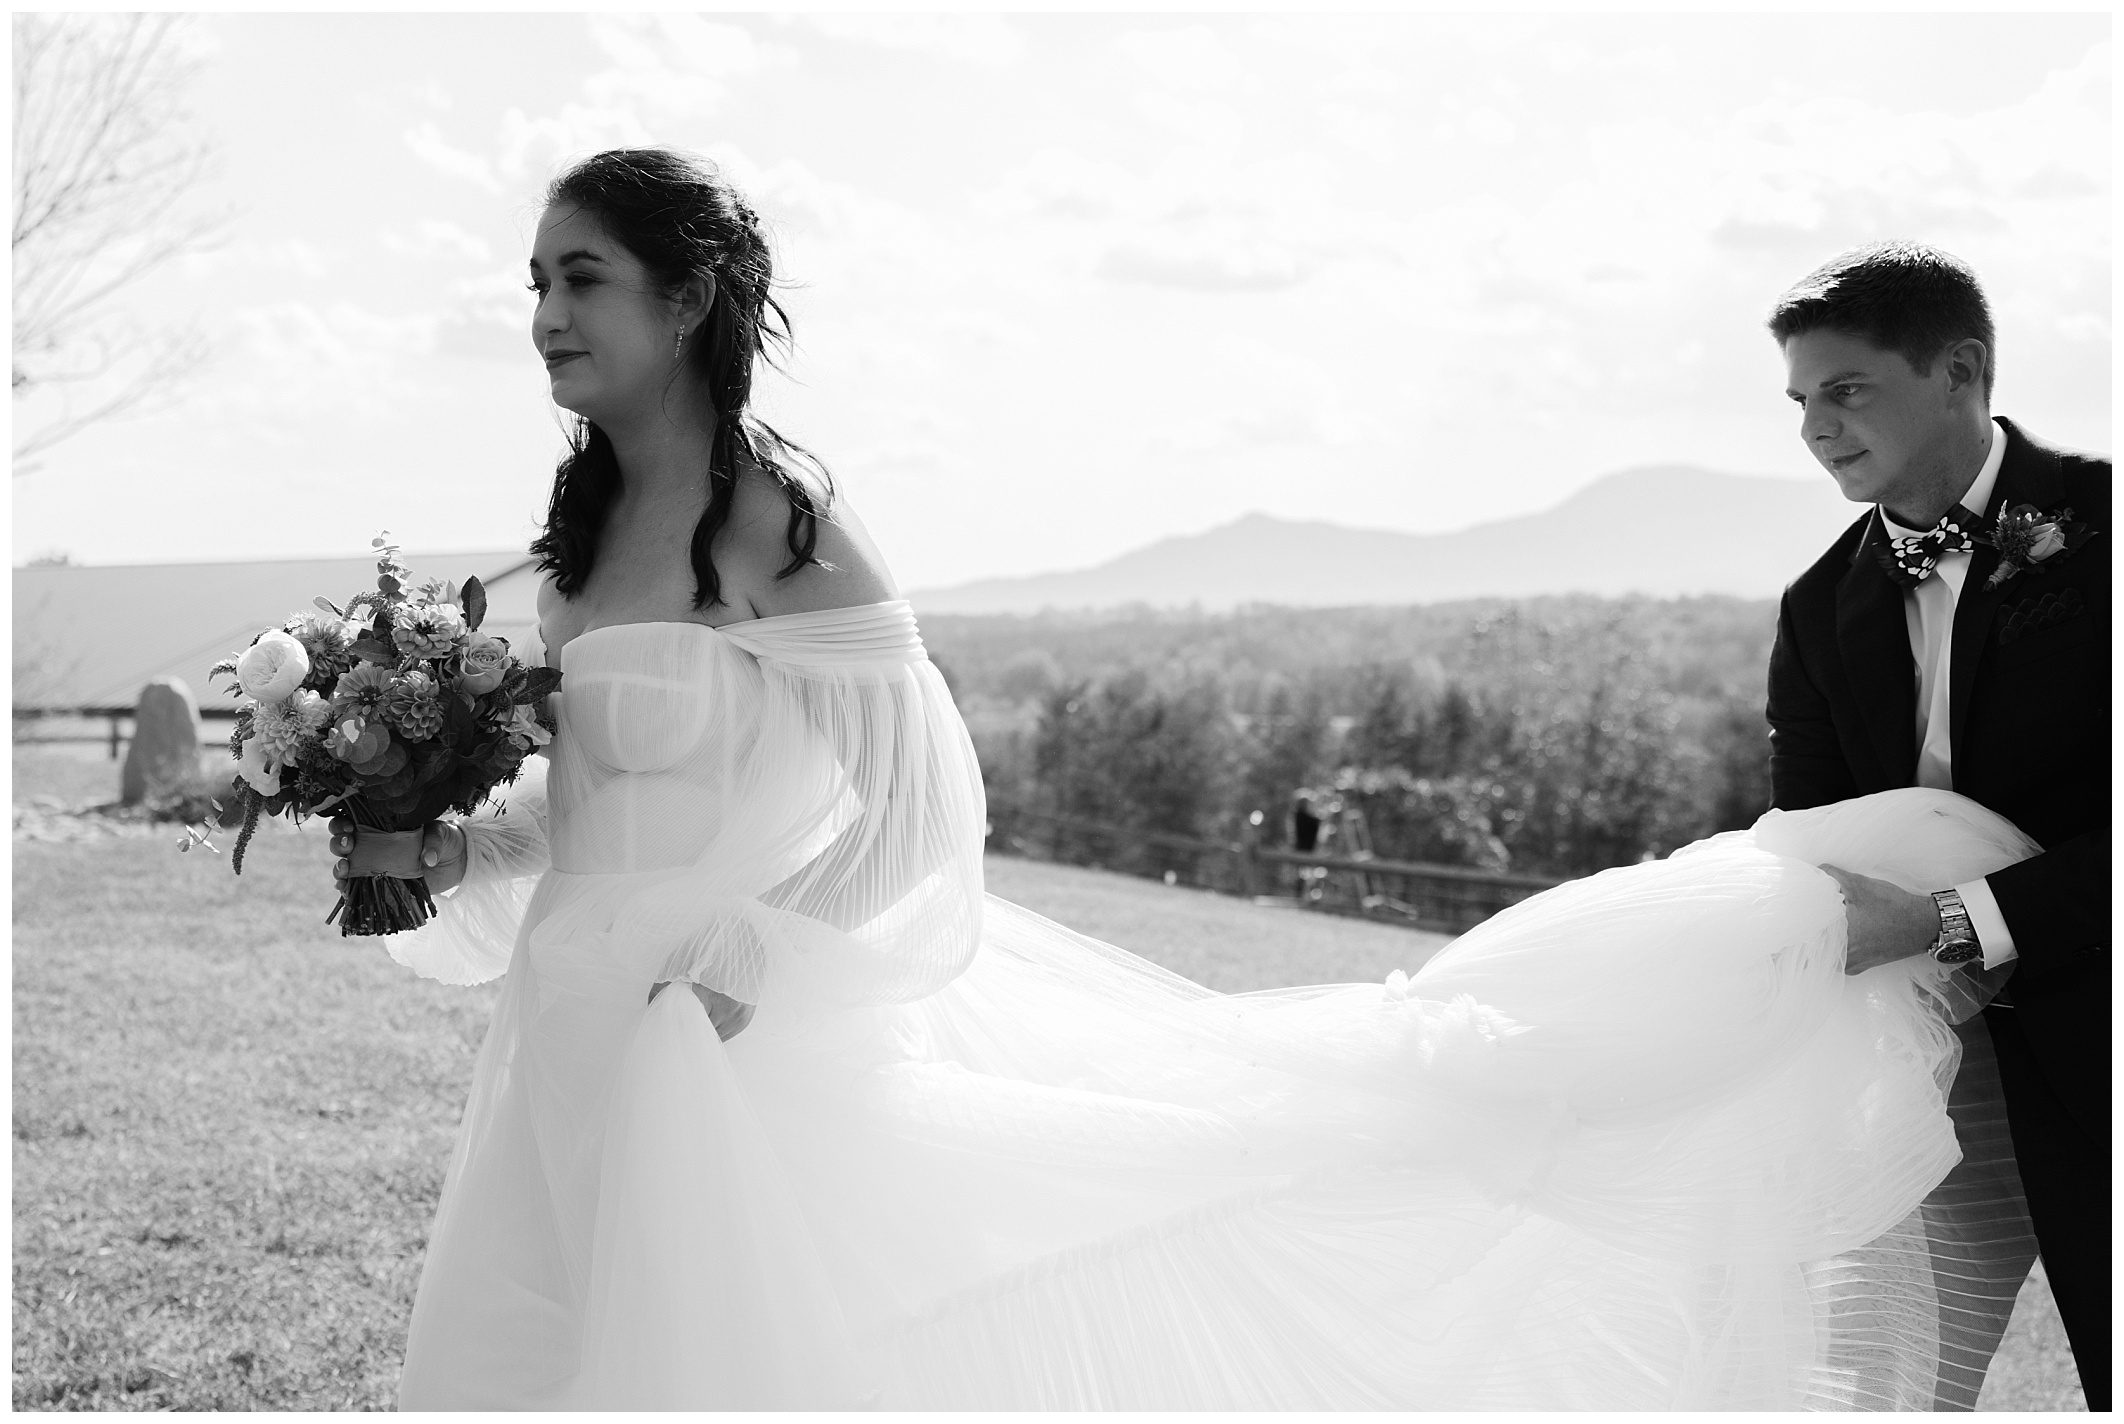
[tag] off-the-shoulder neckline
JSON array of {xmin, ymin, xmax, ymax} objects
[{"xmin": 550, "ymin": 598, "xmax": 914, "ymax": 661}]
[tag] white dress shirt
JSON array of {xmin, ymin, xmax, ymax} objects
[{"xmin": 1876, "ymin": 417, "xmax": 2016, "ymax": 968}]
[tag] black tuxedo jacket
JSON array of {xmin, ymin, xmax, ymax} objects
[{"xmin": 1766, "ymin": 419, "xmax": 2109, "ymax": 1126}]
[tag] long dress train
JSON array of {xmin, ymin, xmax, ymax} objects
[{"xmin": 384, "ymin": 601, "xmax": 2036, "ymax": 1410}]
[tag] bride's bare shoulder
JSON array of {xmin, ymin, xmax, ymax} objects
[
  {"xmin": 534, "ymin": 567, "xmax": 565, "ymax": 619},
  {"xmin": 532, "ymin": 567, "xmax": 572, "ymax": 659},
  {"xmin": 723, "ymin": 465, "xmax": 898, "ymax": 619}
]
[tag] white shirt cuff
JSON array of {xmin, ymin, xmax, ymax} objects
[{"xmin": 1955, "ymin": 877, "xmax": 2018, "ymax": 968}]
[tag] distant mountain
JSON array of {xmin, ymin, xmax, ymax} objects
[{"xmin": 909, "ymin": 466, "xmax": 1861, "ymax": 613}]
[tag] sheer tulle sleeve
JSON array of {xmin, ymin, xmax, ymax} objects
[
  {"xmin": 603, "ymin": 602, "xmax": 987, "ymax": 1009},
  {"xmin": 383, "ymin": 756, "xmax": 552, "ymax": 986}
]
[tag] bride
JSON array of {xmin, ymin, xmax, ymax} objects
[{"xmin": 331, "ymin": 148, "xmax": 2036, "ymax": 1410}]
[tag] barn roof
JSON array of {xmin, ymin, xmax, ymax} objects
[{"xmin": 14, "ymin": 550, "xmax": 543, "ymax": 712}]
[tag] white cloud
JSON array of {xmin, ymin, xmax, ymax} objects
[
  {"xmin": 380, "ymin": 219, "xmax": 492, "ymax": 265},
  {"xmin": 437, "ymin": 270, "xmax": 533, "ymax": 362},
  {"xmin": 931, "ymin": 309, "xmax": 1031, "ymax": 354},
  {"xmin": 739, "ymin": 155, "xmax": 909, "ymax": 242},
  {"xmin": 27, "ymin": 12, "xmax": 2109, "ymax": 577},
  {"xmin": 1115, "ymin": 24, "xmax": 1250, "ymax": 93},
  {"xmin": 1237, "ymin": 15, "xmax": 1405, "ymax": 97},
  {"xmin": 595, "ymin": 13, "xmax": 784, "ymax": 84},
  {"xmin": 981, "ymin": 147, "xmax": 1159, "ymax": 224},
  {"xmin": 834, "ymin": 437, "xmax": 952, "ymax": 481},
  {"xmin": 2055, "ymin": 313, "xmax": 2109, "ymax": 345},
  {"xmin": 179, "ymin": 237, "xmax": 333, "ymax": 282},
  {"xmin": 494, "ymin": 104, "xmax": 656, "ymax": 186},
  {"xmin": 403, "ymin": 121, "xmax": 501, "ymax": 193},
  {"xmin": 566, "ymin": 15, "xmax": 792, "ymax": 137},
  {"xmin": 719, "ymin": 152, "xmax": 945, "ymax": 295},
  {"xmin": 1129, "ymin": 90, "xmax": 1247, "ymax": 159},
  {"xmin": 1140, "ymin": 338, "xmax": 1387, "ymax": 459},
  {"xmin": 1436, "ymin": 105, "xmax": 1520, "ymax": 151},
  {"xmin": 786, "ymin": 13, "xmax": 1024, "ymax": 67},
  {"xmin": 1095, "ymin": 235, "xmax": 1306, "ymax": 293},
  {"xmin": 170, "ymin": 300, "xmax": 441, "ymax": 424},
  {"xmin": 470, "ymin": 17, "xmax": 798, "ymax": 188},
  {"xmin": 1151, "ymin": 406, "xmax": 1338, "ymax": 458},
  {"xmin": 1316, "ymin": 99, "xmax": 1399, "ymax": 167}
]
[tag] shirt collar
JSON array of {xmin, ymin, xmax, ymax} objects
[{"xmin": 1880, "ymin": 417, "xmax": 2006, "ymax": 541}]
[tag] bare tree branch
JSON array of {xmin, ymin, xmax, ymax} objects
[
  {"xmin": 12, "ymin": 13, "xmax": 223, "ymax": 471},
  {"xmin": 12, "ymin": 327, "xmax": 208, "ymax": 464}
]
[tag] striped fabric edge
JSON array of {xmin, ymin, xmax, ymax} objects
[{"xmin": 716, "ymin": 599, "xmax": 927, "ymax": 666}]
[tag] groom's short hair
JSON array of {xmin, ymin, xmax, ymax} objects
[{"xmin": 1767, "ymin": 241, "xmax": 1997, "ymax": 401}]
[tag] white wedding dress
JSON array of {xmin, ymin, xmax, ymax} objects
[{"xmin": 386, "ymin": 601, "xmax": 2037, "ymax": 1411}]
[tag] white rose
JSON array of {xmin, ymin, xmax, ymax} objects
[
  {"xmin": 236, "ymin": 630, "xmax": 312, "ymax": 704},
  {"xmin": 2028, "ymin": 523, "xmax": 2068, "ymax": 560},
  {"xmin": 235, "ymin": 733, "xmax": 283, "ymax": 795}
]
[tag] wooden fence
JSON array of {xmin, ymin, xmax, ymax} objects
[
  {"xmin": 989, "ymin": 806, "xmax": 1559, "ymax": 936},
  {"xmin": 13, "ymin": 704, "xmax": 239, "ymax": 757},
  {"xmin": 20, "ymin": 709, "xmax": 1561, "ymax": 936}
]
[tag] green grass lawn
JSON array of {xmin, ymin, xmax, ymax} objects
[
  {"xmin": 981, "ymin": 853, "xmax": 1454, "ymax": 992},
  {"xmin": 12, "ymin": 747, "xmax": 2085, "ymax": 1410},
  {"xmin": 14, "ymin": 748, "xmax": 496, "ymax": 1409}
]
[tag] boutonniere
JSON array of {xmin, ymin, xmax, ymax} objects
[{"xmin": 1979, "ymin": 503, "xmax": 2095, "ymax": 590}]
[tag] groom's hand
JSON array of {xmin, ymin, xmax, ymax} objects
[{"xmin": 1820, "ymin": 865, "xmax": 1943, "ymax": 975}]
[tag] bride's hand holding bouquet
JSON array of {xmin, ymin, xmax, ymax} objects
[
  {"xmin": 205, "ymin": 535, "xmax": 560, "ymax": 936},
  {"xmin": 330, "ymin": 815, "xmax": 469, "ymax": 896}
]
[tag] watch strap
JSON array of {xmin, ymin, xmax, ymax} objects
[{"xmin": 1929, "ymin": 888, "xmax": 1982, "ymax": 965}]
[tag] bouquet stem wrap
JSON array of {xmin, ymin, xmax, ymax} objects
[{"xmin": 330, "ymin": 821, "xmax": 438, "ymax": 937}]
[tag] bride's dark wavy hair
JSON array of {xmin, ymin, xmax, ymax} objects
[{"xmin": 528, "ymin": 148, "xmax": 833, "ymax": 609}]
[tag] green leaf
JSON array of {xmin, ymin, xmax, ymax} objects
[
  {"xmin": 461, "ymin": 575, "xmax": 488, "ymax": 631},
  {"xmin": 349, "ymin": 635, "xmax": 396, "ymax": 665},
  {"xmin": 515, "ymin": 666, "xmax": 563, "ymax": 704},
  {"xmin": 313, "ymin": 596, "xmax": 345, "ymax": 618},
  {"xmin": 443, "ymin": 697, "xmax": 485, "ymax": 752}
]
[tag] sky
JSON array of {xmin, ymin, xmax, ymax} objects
[{"xmin": 12, "ymin": 12, "xmax": 2112, "ymax": 591}]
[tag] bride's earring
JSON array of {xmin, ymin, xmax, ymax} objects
[{"xmin": 673, "ymin": 327, "xmax": 685, "ymax": 362}]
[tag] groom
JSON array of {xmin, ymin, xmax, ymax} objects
[{"xmin": 1763, "ymin": 241, "xmax": 2109, "ymax": 1408}]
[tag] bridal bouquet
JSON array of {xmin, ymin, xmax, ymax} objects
[{"xmin": 204, "ymin": 535, "xmax": 560, "ymax": 936}]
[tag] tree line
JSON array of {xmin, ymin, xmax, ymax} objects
[{"xmin": 925, "ymin": 596, "xmax": 1779, "ymax": 882}]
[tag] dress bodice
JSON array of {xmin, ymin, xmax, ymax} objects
[
  {"xmin": 540, "ymin": 605, "xmax": 947, "ymax": 886},
  {"xmin": 546, "ymin": 621, "xmax": 773, "ymax": 874},
  {"xmin": 401, "ymin": 600, "xmax": 991, "ymax": 1011}
]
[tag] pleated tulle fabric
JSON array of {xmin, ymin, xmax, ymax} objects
[{"xmin": 389, "ymin": 603, "xmax": 2037, "ymax": 1411}]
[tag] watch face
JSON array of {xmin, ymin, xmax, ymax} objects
[{"xmin": 1934, "ymin": 941, "xmax": 1982, "ymax": 965}]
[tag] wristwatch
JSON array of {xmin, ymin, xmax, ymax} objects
[{"xmin": 1929, "ymin": 888, "xmax": 1983, "ymax": 965}]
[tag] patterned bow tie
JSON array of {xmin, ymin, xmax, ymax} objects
[{"xmin": 1877, "ymin": 504, "xmax": 1984, "ymax": 588}]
